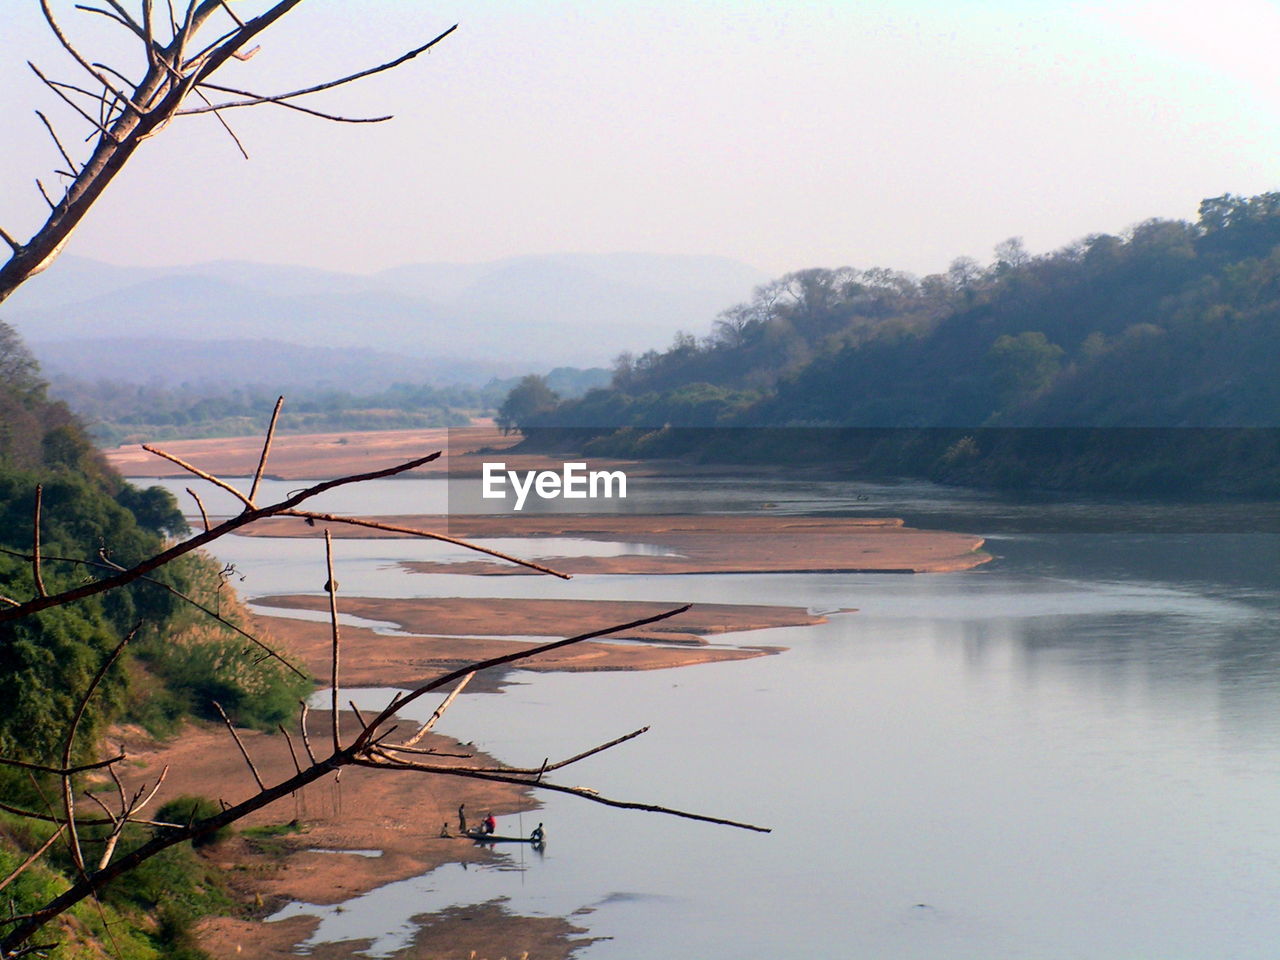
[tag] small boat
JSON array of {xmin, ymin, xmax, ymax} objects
[{"xmin": 464, "ymin": 829, "xmax": 543, "ymax": 844}]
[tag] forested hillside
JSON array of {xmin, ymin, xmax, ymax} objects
[
  {"xmin": 518, "ymin": 194, "xmax": 1280, "ymax": 493},
  {"xmin": 1, "ymin": 321, "xmax": 308, "ymax": 956}
]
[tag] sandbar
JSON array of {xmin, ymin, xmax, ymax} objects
[{"xmin": 243, "ymin": 512, "xmax": 990, "ymax": 574}]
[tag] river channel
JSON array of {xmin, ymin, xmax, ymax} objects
[{"xmin": 146, "ymin": 475, "xmax": 1280, "ymax": 959}]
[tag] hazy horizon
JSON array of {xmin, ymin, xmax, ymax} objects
[{"xmin": 3, "ymin": 1, "xmax": 1278, "ymax": 284}]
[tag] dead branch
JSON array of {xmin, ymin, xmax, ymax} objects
[
  {"xmin": 324, "ymin": 530, "xmax": 341, "ymax": 753},
  {"xmin": 142, "ymin": 443, "xmax": 253, "ymax": 508},
  {"xmin": 177, "ymin": 23, "xmax": 458, "ymax": 117},
  {"xmin": 59, "ymin": 627, "xmax": 136, "ymax": 872},
  {"xmin": 248, "ymin": 395, "xmax": 283, "ymax": 503},
  {"xmin": 0, "ymin": 826, "xmax": 66, "ymax": 895},
  {"xmin": 184, "ymin": 486, "xmax": 211, "ymax": 532},
  {"xmin": 0, "ymin": 544, "xmax": 304, "ymax": 678},
  {"xmin": 0, "ymin": 600, "xmax": 773, "ymax": 955},
  {"xmin": 280, "ymin": 511, "xmax": 571, "ymax": 579},
  {"xmin": 30, "ymin": 486, "xmax": 46, "ymax": 598},
  {"xmin": 1, "ymin": 3, "xmax": 459, "ymax": 303},
  {"xmin": 0, "ymin": 754, "xmax": 125, "ymax": 776},
  {"xmin": 212, "ymin": 701, "xmax": 265, "ymax": 791},
  {"xmin": 0, "ymin": 449, "xmax": 442, "ymax": 624},
  {"xmin": 197, "ymin": 79, "xmax": 390, "ymax": 123},
  {"xmin": 396, "ymin": 672, "xmax": 473, "ymax": 749}
]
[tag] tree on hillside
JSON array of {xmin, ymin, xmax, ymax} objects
[{"xmin": 496, "ymin": 373, "xmax": 559, "ymax": 434}]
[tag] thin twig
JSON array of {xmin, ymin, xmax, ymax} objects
[
  {"xmin": 60, "ymin": 627, "xmax": 137, "ymax": 872},
  {"xmin": 35, "ymin": 179, "xmax": 57, "ymax": 210},
  {"xmin": 351, "ymin": 605, "xmax": 693, "ymax": 753},
  {"xmin": 34, "ymin": 110, "xmax": 79, "ymax": 176},
  {"xmin": 358, "ymin": 758, "xmax": 770, "ymax": 833},
  {"xmin": 142, "ymin": 443, "xmax": 253, "ymax": 508},
  {"xmin": 281, "ymin": 511, "xmax": 571, "ymax": 579},
  {"xmin": 0, "ymin": 227, "xmax": 20, "ymax": 253},
  {"xmin": 27, "ymin": 61, "xmax": 120, "ymax": 142},
  {"xmin": 325, "ymin": 530, "xmax": 341, "ymax": 753},
  {"xmin": 279, "ymin": 724, "xmax": 302, "ymax": 776},
  {"xmin": 74, "ymin": 3, "xmax": 141, "ymax": 36},
  {"xmin": 197, "ymin": 79, "xmax": 390, "ymax": 122},
  {"xmin": 0, "ymin": 826, "xmax": 66, "ymax": 894},
  {"xmin": 194, "ymin": 84, "xmax": 248, "ymax": 158},
  {"xmin": 249, "ymin": 395, "xmax": 283, "ymax": 503},
  {"xmin": 0, "ymin": 754, "xmax": 125, "ymax": 776},
  {"xmin": 397, "ymin": 672, "xmax": 472, "ymax": 749},
  {"xmin": 186, "ymin": 486, "xmax": 210, "ymax": 532},
  {"xmin": 298, "ymin": 701, "xmax": 316, "ymax": 764},
  {"xmin": 178, "ymin": 23, "xmax": 458, "ymax": 116},
  {"xmin": 1, "ymin": 450, "xmax": 443, "ymax": 624},
  {"xmin": 212, "ymin": 701, "xmax": 265, "ymax": 791},
  {"xmin": 31, "ymin": 485, "xmax": 47, "ymax": 598}
]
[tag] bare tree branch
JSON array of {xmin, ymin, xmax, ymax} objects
[
  {"xmin": 0, "ymin": 826, "xmax": 66, "ymax": 894},
  {"xmin": 34, "ymin": 110, "xmax": 80, "ymax": 177},
  {"xmin": 59, "ymin": 627, "xmax": 136, "ymax": 873},
  {"xmin": 142, "ymin": 443, "xmax": 253, "ymax": 508},
  {"xmin": 0, "ymin": 450, "xmax": 442, "ymax": 624},
  {"xmin": 212, "ymin": 701, "xmax": 265, "ymax": 791},
  {"xmin": 0, "ymin": 754, "xmax": 126, "ymax": 777},
  {"xmin": 324, "ymin": 530, "xmax": 341, "ymax": 753},
  {"xmin": 280, "ymin": 511, "xmax": 572, "ymax": 579},
  {"xmin": 197, "ymin": 79, "xmax": 390, "ymax": 123},
  {"xmin": 396, "ymin": 672, "xmax": 473, "ymax": 749},
  {"xmin": 27, "ymin": 60, "xmax": 119, "ymax": 143},
  {"xmin": 31, "ymin": 485, "xmax": 47, "ymax": 598},
  {"xmin": 38, "ymin": 0, "xmax": 147, "ymax": 116},
  {"xmin": 178, "ymin": 24, "xmax": 458, "ymax": 117},
  {"xmin": 249, "ymin": 395, "xmax": 283, "ymax": 504}
]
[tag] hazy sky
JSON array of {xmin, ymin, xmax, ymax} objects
[{"xmin": 1, "ymin": 0, "xmax": 1278, "ymax": 279}]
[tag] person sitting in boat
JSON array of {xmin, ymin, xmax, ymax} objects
[
  {"xmin": 482, "ymin": 812, "xmax": 497, "ymax": 834},
  {"xmin": 530, "ymin": 822, "xmax": 544, "ymax": 844}
]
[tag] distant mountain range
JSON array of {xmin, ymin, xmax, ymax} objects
[{"xmin": 3, "ymin": 253, "xmax": 766, "ymax": 386}]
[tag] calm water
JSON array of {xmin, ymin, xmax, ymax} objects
[{"xmin": 145, "ymin": 475, "xmax": 1280, "ymax": 958}]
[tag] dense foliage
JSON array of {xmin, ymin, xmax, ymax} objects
[
  {"xmin": 2, "ymin": 322, "xmax": 309, "ymax": 955},
  {"xmin": 515, "ymin": 194, "xmax": 1280, "ymax": 493}
]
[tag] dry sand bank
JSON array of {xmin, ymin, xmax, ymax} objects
[
  {"xmin": 104, "ymin": 424, "xmax": 646, "ymax": 481},
  {"xmin": 253, "ymin": 597, "xmax": 817, "ymax": 689},
  {"xmin": 244, "ymin": 512, "xmax": 990, "ymax": 574}
]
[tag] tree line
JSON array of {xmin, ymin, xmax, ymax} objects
[{"xmin": 509, "ymin": 193, "xmax": 1280, "ymax": 494}]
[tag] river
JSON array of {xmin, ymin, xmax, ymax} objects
[{"xmin": 145, "ymin": 475, "xmax": 1280, "ymax": 959}]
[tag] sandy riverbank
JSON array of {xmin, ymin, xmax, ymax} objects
[
  {"xmin": 255, "ymin": 596, "xmax": 815, "ymax": 689},
  {"xmin": 104, "ymin": 424, "xmax": 649, "ymax": 481},
  {"xmin": 115, "ymin": 713, "xmax": 587, "ymax": 959}
]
